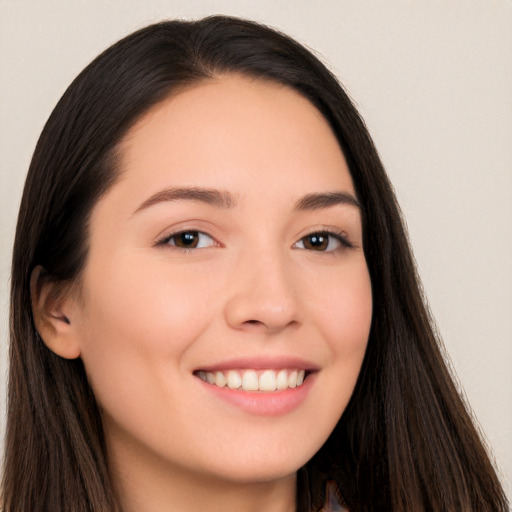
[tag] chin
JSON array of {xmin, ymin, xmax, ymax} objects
[{"xmin": 195, "ymin": 444, "xmax": 316, "ymax": 485}]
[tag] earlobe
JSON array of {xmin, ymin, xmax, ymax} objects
[{"xmin": 30, "ymin": 266, "xmax": 81, "ymax": 359}]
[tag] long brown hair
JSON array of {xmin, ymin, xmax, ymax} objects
[{"xmin": 2, "ymin": 16, "xmax": 508, "ymax": 512}]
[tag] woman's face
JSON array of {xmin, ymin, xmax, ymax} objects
[{"xmin": 72, "ymin": 75, "xmax": 372, "ymax": 485}]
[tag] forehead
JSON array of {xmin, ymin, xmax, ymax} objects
[{"xmin": 111, "ymin": 74, "xmax": 355, "ymax": 208}]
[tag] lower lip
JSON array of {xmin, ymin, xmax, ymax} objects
[{"xmin": 196, "ymin": 373, "xmax": 316, "ymax": 416}]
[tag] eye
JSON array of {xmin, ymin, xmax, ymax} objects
[
  {"xmin": 161, "ymin": 230, "xmax": 216, "ymax": 250},
  {"xmin": 294, "ymin": 231, "xmax": 351, "ymax": 252}
]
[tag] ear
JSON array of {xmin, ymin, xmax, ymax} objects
[{"xmin": 30, "ymin": 265, "xmax": 82, "ymax": 359}]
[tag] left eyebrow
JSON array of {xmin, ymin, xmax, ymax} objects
[{"xmin": 294, "ymin": 192, "xmax": 361, "ymax": 211}]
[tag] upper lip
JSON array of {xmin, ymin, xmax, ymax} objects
[{"xmin": 193, "ymin": 356, "xmax": 320, "ymax": 373}]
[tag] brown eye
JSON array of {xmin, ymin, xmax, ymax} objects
[
  {"xmin": 303, "ymin": 233, "xmax": 329, "ymax": 251},
  {"xmin": 164, "ymin": 231, "xmax": 215, "ymax": 249},
  {"xmin": 174, "ymin": 232, "xmax": 199, "ymax": 248},
  {"xmin": 294, "ymin": 231, "xmax": 349, "ymax": 252}
]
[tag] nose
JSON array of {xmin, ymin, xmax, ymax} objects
[{"xmin": 223, "ymin": 249, "xmax": 300, "ymax": 334}]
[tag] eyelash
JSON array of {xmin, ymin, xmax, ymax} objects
[
  {"xmin": 157, "ymin": 229, "xmax": 354, "ymax": 254},
  {"xmin": 156, "ymin": 229, "xmax": 354, "ymax": 253},
  {"xmin": 293, "ymin": 229, "xmax": 354, "ymax": 252},
  {"xmin": 157, "ymin": 231, "xmax": 217, "ymax": 250}
]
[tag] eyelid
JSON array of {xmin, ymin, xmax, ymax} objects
[
  {"xmin": 156, "ymin": 229, "xmax": 219, "ymax": 250},
  {"xmin": 293, "ymin": 228, "xmax": 355, "ymax": 252},
  {"xmin": 154, "ymin": 224, "xmax": 355, "ymax": 252}
]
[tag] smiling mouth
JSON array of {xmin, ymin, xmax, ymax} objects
[{"xmin": 194, "ymin": 369, "xmax": 310, "ymax": 392}]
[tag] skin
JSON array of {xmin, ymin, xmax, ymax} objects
[{"xmin": 36, "ymin": 75, "xmax": 372, "ymax": 512}]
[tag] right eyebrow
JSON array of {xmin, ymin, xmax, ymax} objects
[{"xmin": 132, "ymin": 186, "xmax": 237, "ymax": 215}]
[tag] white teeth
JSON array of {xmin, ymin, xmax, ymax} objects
[
  {"xmin": 215, "ymin": 371, "xmax": 226, "ymax": 388},
  {"xmin": 259, "ymin": 370, "xmax": 277, "ymax": 391},
  {"xmin": 242, "ymin": 370, "xmax": 259, "ymax": 391},
  {"xmin": 197, "ymin": 368, "xmax": 309, "ymax": 392},
  {"xmin": 288, "ymin": 370, "xmax": 298, "ymax": 388},
  {"xmin": 276, "ymin": 369, "xmax": 288, "ymax": 390},
  {"xmin": 227, "ymin": 370, "xmax": 242, "ymax": 389}
]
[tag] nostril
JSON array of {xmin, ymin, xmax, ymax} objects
[{"xmin": 241, "ymin": 319, "xmax": 265, "ymax": 329}]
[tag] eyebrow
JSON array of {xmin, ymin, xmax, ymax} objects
[
  {"xmin": 133, "ymin": 186, "xmax": 237, "ymax": 214},
  {"xmin": 132, "ymin": 187, "xmax": 361, "ymax": 215},
  {"xmin": 294, "ymin": 191, "xmax": 361, "ymax": 211}
]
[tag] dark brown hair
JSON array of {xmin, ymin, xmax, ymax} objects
[{"xmin": 3, "ymin": 15, "xmax": 508, "ymax": 512}]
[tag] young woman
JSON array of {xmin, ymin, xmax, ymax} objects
[{"xmin": 2, "ymin": 15, "xmax": 508, "ymax": 512}]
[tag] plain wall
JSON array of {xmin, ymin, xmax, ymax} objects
[{"xmin": 1, "ymin": 0, "xmax": 511, "ymax": 497}]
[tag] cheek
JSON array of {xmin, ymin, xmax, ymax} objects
[
  {"xmin": 76, "ymin": 255, "xmax": 217, "ymax": 408},
  {"xmin": 291, "ymin": 255, "xmax": 371, "ymax": 462},
  {"xmin": 305, "ymin": 259, "xmax": 372, "ymax": 419},
  {"xmin": 309, "ymin": 258, "xmax": 372, "ymax": 356}
]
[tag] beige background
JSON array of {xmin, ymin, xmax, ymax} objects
[{"xmin": 1, "ymin": 0, "xmax": 511, "ymax": 497}]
